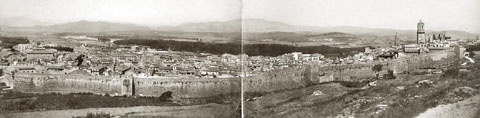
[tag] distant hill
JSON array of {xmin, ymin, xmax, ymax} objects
[
  {"xmin": 0, "ymin": 18, "xmax": 476, "ymax": 40},
  {"xmin": 157, "ymin": 19, "xmax": 242, "ymax": 32},
  {"xmin": 0, "ymin": 17, "xmax": 50, "ymax": 27},
  {"xmin": 243, "ymin": 31, "xmax": 382, "ymax": 46},
  {"xmin": 156, "ymin": 18, "xmax": 404, "ymax": 33},
  {"xmin": 1, "ymin": 20, "xmax": 151, "ymax": 32},
  {"xmin": 156, "ymin": 19, "xmax": 477, "ymax": 38},
  {"xmin": 48, "ymin": 20, "xmax": 151, "ymax": 32},
  {"xmin": 157, "ymin": 19, "xmax": 316, "ymax": 32}
]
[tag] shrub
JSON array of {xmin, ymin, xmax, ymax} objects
[
  {"xmin": 383, "ymin": 70, "xmax": 396, "ymax": 79},
  {"xmin": 443, "ymin": 67, "xmax": 459, "ymax": 77},
  {"xmin": 73, "ymin": 112, "xmax": 112, "ymax": 118}
]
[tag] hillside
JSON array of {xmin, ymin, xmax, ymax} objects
[
  {"xmin": 156, "ymin": 18, "xmax": 477, "ymax": 39},
  {"xmin": 0, "ymin": 17, "xmax": 50, "ymax": 27},
  {"xmin": 0, "ymin": 18, "xmax": 476, "ymax": 47},
  {"xmin": 1, "ymin": 20, "xmax": 151, "ymax": 32},
  {"xmin": 157, "ymin": 19, "xmax": 242, "ymax": 32},
  {"xmin": 48, "ymin": 20, "xmax": 151, "ymax": 32}
]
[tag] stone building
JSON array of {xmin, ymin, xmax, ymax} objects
[
  {"xmin": 26, "ymin": 49, "xmax": 56, "ymax": 61},
  {"xmin": 417, "ymin": 20, "xmax": 426, "ymax": 44}
]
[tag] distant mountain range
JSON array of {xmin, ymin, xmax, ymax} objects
[
  {"xmin": 156, "ymin": 18, "xmax": 477, "ymax": 39},
  {"xmin": 1, "ymin": 20, "xmax": 150, "ymax": 32},
  {"xmin": 157, "ymin": 19, "xmax": 242, "ymax": 32},
  {"xmin": 48, "ymin": 20, "xmax": 150, "ymax": 32},
  {"xmin": 0, "ymin": 16, "xmax": 50, "ymax": 27},
  {"xmin": 0, "ymin": 17, "xmax": 477, "ymax": 39}
]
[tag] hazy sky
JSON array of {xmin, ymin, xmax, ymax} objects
[
  {"xmin": 244, "ymin": 0, "xmax": 480, "ymax": 33},
  {"xmin": 0, "ymin": 0, "xmax": 479, "ymax": 33},
  {"xmin": 0, "ymin": 0, "xmax": 242, "ymax": 26}
]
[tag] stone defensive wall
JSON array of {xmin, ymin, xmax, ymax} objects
[
  {"xmin": 13, "ymin": 73, "xmax": 126, "ymax": 95},
  {"xmin": 12, "ymin": 73, "xmax": 241, "ymax": 98},
  {"xmin": 312, "ymin": 47, "xmax": 460, "ymax": 83},
  {"xmin": 242, "ymin": 67, "xmax": 309, "ymax": 93},
  {"xmin": 243, "ymin": 47, "xmax": 460, "ymax": 93},
  {"xmin": 134, "ymin": 77, "xmax": 241, "ymax": 98},
  {"xmin": 10, "ymin": 47, "xmax": 460, "ymax": 98}
]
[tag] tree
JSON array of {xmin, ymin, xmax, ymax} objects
[
  {"xmin": 372, "ymin": 64, "xmax": 383, "ymax": 78},
  {"xmin": 75, "ymin": 54, "xmax": 85, "ymax": 66},
  {"xmin": 98, "ymin": 67, "xmax": 107, "ymax": 75},
  {"xmin": 383, "ymin": 70, "xmax": 396, "ymax": 79}
]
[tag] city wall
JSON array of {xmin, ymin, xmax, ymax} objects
[
  {"xmin": 313, "ymin": 47, "xmax": 459, "ymax": 82},
  {"xmin": 10, "ymin": 47, "xmax": 460, "ymax": 98},
  {"xmin": 12, "ymin": 73, "xmax": 241, "ymax": 98},
  {"xmin": 134, "ymin": 77, "xmax": 240, "ymax": 98},
  {"xmin": 13, "ymin": 74, "xmax": 125, "ymax": 95},
  {"xmin": 243, "ymin": 47, "xmax": 460, "ymax": 93},
  {"xmin": 242, "ymin": 67, "xmax": 309, "ymax": 93}
]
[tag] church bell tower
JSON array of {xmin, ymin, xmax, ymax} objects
[{"xmin": 417, "ymin": 20, "xmax": 426, "ymax": 44}]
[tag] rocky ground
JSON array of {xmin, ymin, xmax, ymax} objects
[
  {"xmin": 415, "ymin": 94, "xmax": 480, "ymax": 118},
  {"xmin": 245, "ymin": 63, "xmax": 480, "ymax": 118}
]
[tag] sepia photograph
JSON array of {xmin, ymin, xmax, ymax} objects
[{"xmin": 0, "ymin": 0, "xmax": 479, "ymax": 118}]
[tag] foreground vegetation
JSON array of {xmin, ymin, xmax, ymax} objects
[
  {"xmin": 0, "ymin": 92, "xmax": 240, "ymax": 113},
  {"xmin": 73, "ymin": 112, "xmax": 112, "ymax": 118}
]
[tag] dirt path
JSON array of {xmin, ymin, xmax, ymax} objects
[
  {"xmin": 415, "ymin": 95, "xmax": 480, "ymax": 118},
  {"xmin": 0, "ymin": 103, "xmax": 237, "ymax": 118}
]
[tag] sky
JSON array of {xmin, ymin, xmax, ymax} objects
[
  {"xmin": 244, "ymin": 0, "xmax": 480, "ymax": 33},
  {"xmin": 0, "ymin": 0, "xmax": 242, "ymax": 26},
  {"xmin": 0, "ymin": 0, "xmax": 479, "ymax": 33}
]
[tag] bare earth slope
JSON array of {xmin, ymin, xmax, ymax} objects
[{"xmin": 416, "ymin": 95, "xmax": 480, "ymax": 118}]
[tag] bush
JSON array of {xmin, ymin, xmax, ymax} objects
[
  {"xmin": 73, "ymin": 112, "xmax": 112, "ymax": 118},
  {"xmin": 443, "ymin": 67, "xmax": 459, "ymax": 77},
  {"xmin": 66, "ymin": 100, "xmax": 80, "ymax": 108},
  {"xmin": 372, "ymin": 64, "xmax": 383, "ymax": 78},
  {"xmin": 383, "ymin": 70, "xmax": 396, "ymax": 79}
]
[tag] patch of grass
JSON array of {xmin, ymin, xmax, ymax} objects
[
  {"xmin": 0, "ymin": 91, "xmax": 240, "ymax": 113},
  {"xmin": 0, "ymin": 92, "xmax": 177, "ymax": 113},
  {"xmin": 337, "ymin": 81, "xmax": 370, "ymax": 88}
]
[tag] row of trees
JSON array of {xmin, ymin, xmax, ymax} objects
[
  {"xmin": 466, "ymin": 43, "xmax": 480, "ymax": 52},
  {"xmin": 44, "ymin": 46, "xmax": 74, "ymax": 52},
  {"xmin": 0, "ymin": 37, "xmax": 29, "ymax": 48},
  {"xmin": 114, "ymin": 39, "xmax": 364, "ymax": 57}
]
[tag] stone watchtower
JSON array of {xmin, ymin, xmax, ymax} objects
[{"xmin": 417, "ymin": 20, "xmax": 426, "ymax": 44}]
